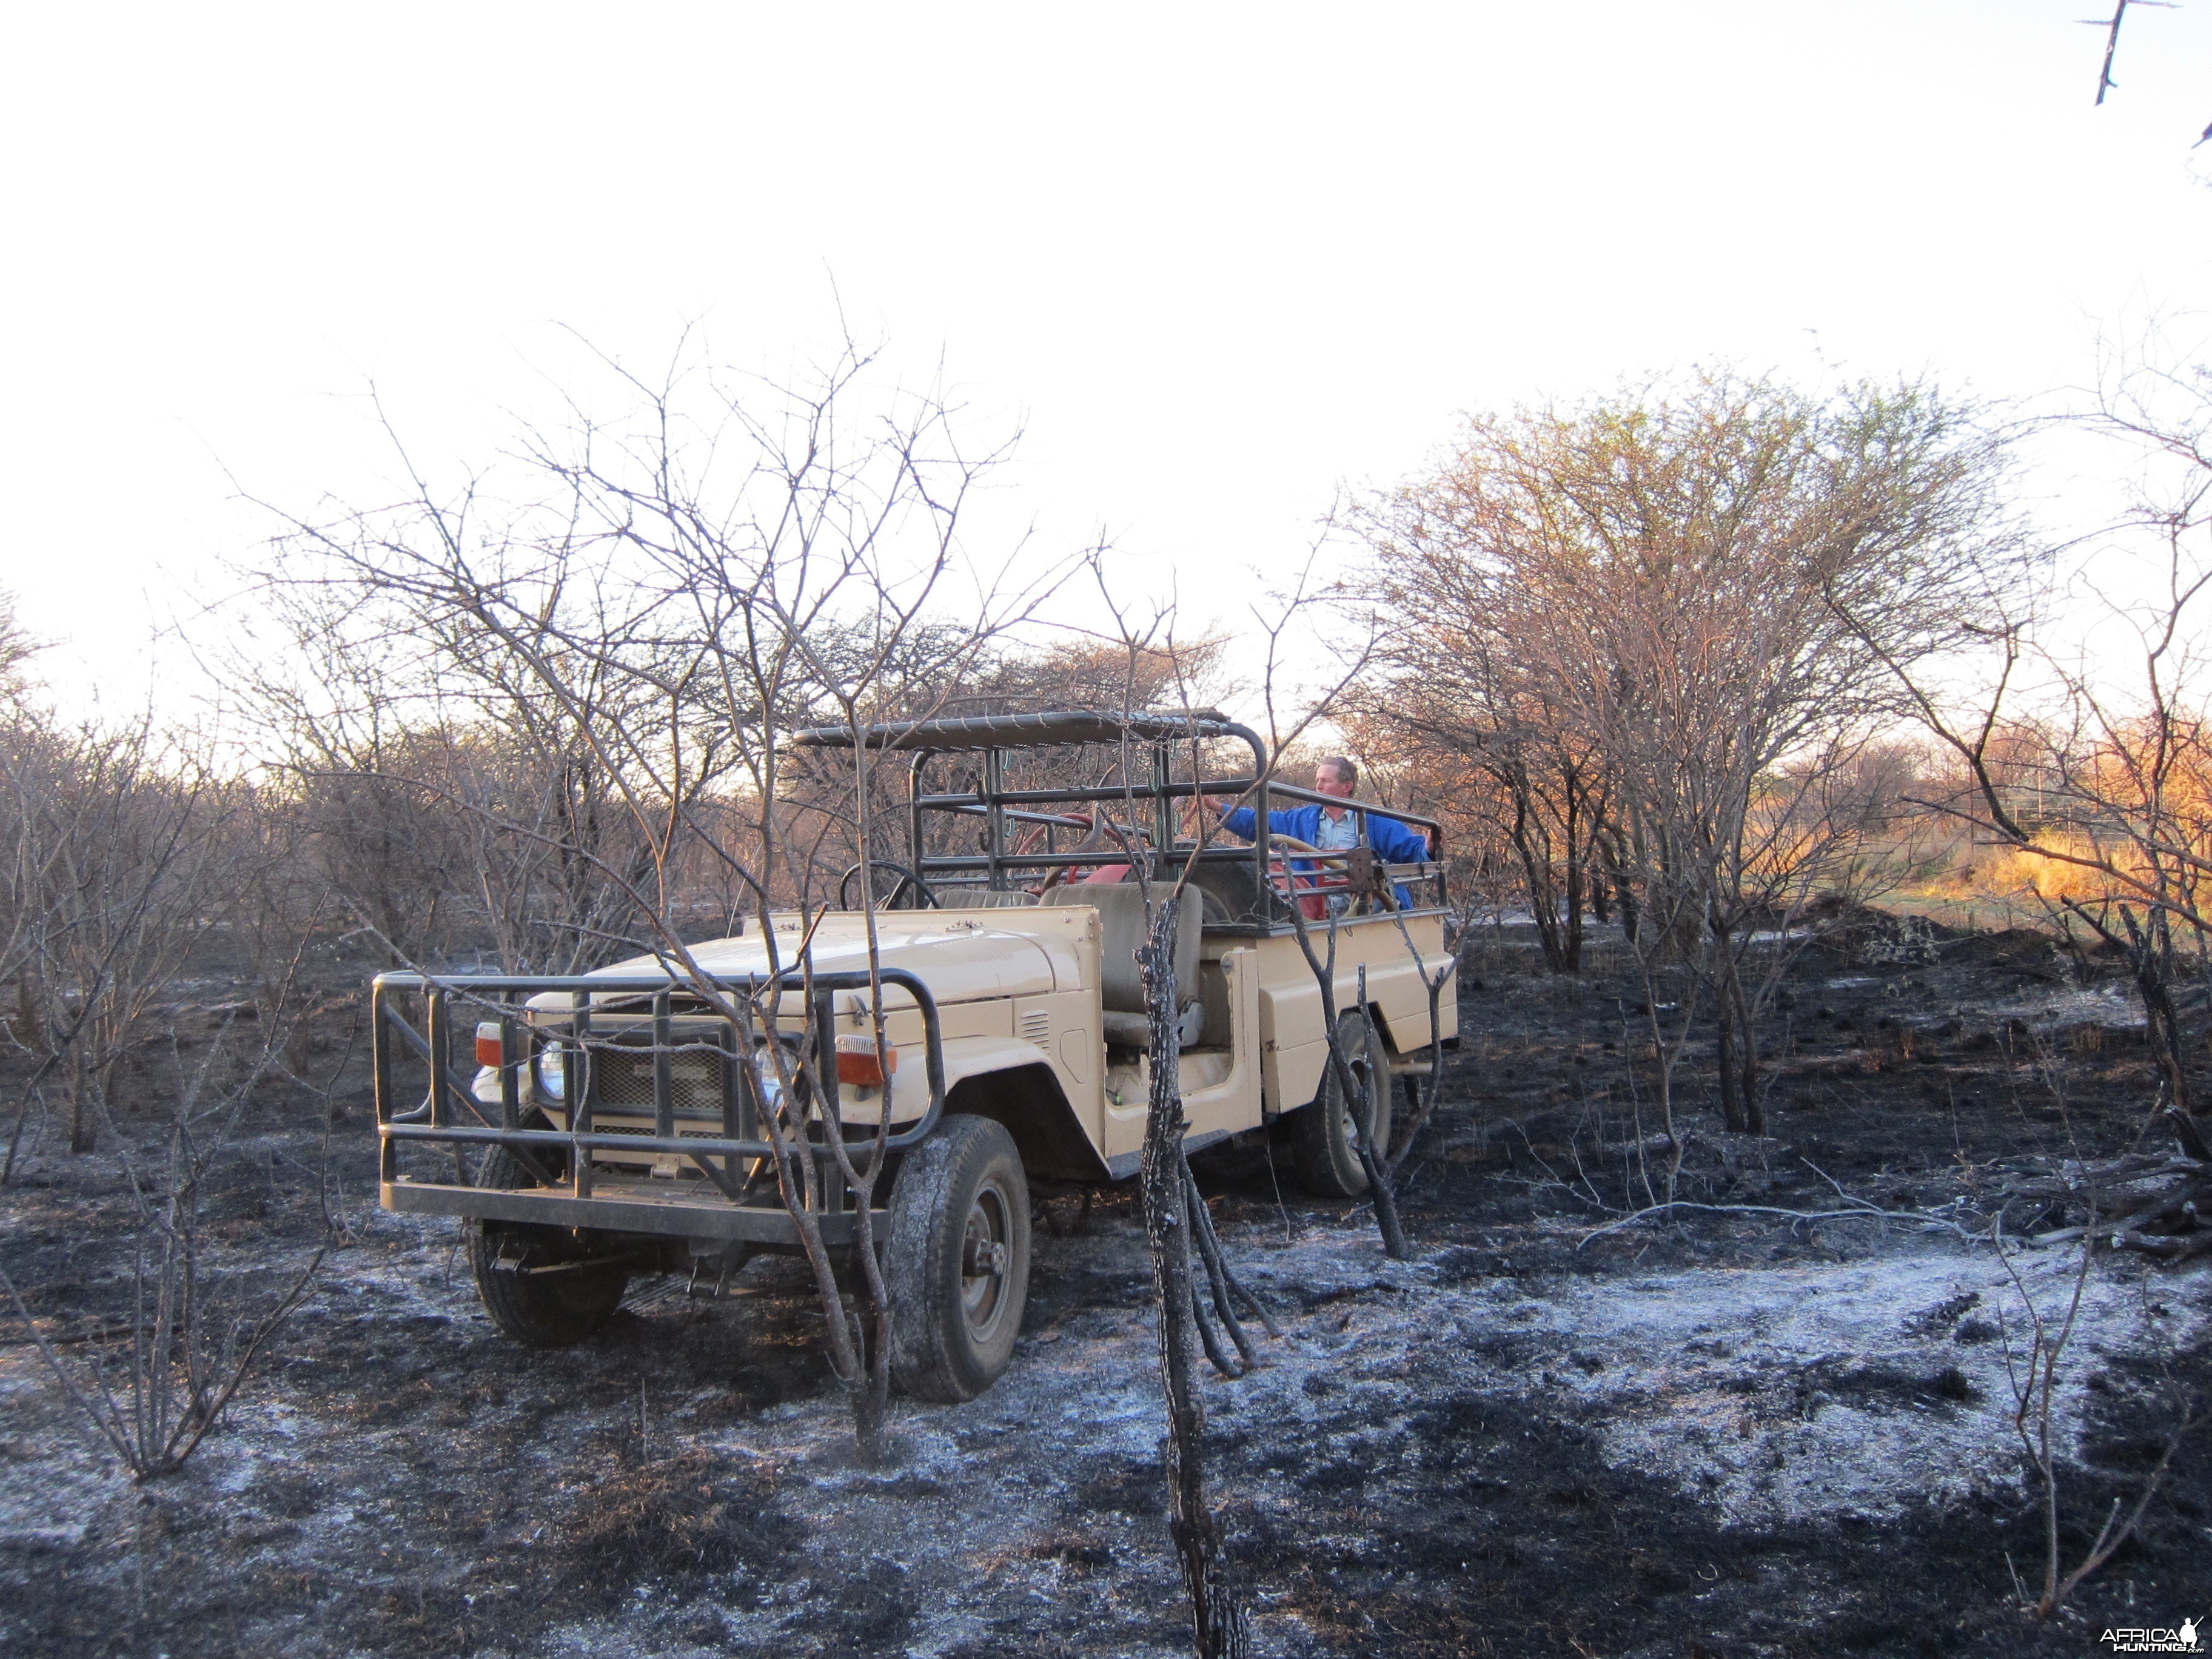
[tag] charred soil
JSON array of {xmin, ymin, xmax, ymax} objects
[{"xmin": 2, "ymin": 919, "xmax": 2208, "ymax": 1657}]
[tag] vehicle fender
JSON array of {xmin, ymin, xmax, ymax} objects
[
  {"xmin": 932, "ymin": 1036, "xmax": 1108, "ymax": 1184},
  {"xmin": 1366, "ymin": 998, "xmax": 1458, "ymax": 1065},
  {"xmin": 939, "ymin": 1034, "xmax": 1055, "ymax": 1094}
]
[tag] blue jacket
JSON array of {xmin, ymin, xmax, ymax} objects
[{"xmin": 1219, "ymin": 802, "xmax": 1431, "ymax": 908}]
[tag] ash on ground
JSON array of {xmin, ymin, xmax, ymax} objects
[{"xmin": 4, "ymin": 922, "xmax": 2208, "ymax": 1657}]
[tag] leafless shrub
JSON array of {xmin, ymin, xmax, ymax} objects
[
  {"xmin": 234, "ymin": 551, "xmax": 725, "ymax": 973},
  {"xmin": 1994, "ymin": 1213, "xmax": 2210, "ymax": 1619},
  {"xmin": 1133, "ymin": 888, "xmax": 1250, "ymax": 1659},
  {"xmin": 2, "ymin": 713, "xmax": 243, "ymax": 1163},
  {"xmin": 0, "ymin": 586, "xmax": 39, "ymax": 702},
  {"xmin": 0, "ymin": 1002, "xmax": 325, "ymax": 1480},
  {"xmin": 1087, "ymin": 538, "xmax": 1469, "ymax": 1655},
  {"xmin": 1057, "ymin": 566, "xmax": 1287, "ymax": 1657},
  {"xmin": 1859, "ymin": 335, "xmax": 2212, "ymax": 1182}
]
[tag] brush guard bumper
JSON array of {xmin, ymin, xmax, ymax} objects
[{"xmin": 371, "ymin": 968, "xmax": 945, "ymax": 1249}]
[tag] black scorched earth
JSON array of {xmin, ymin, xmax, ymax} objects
[{"xmin": 2, "ymin": 920, "xmax": 2208, "ymax": 1657}]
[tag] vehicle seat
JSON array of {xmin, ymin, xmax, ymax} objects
[
  {"xmin": 1044, "ymin": 883, "xmax": 1205, "ymax": 1048},
  {"xmin": 934, "ymin": 888, "xmax": 1040, "ymax": 908}
]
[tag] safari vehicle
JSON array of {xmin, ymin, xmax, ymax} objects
[{"xmin": 371, "ymin": 711, "xmax": 1456, "ymax": 1401}]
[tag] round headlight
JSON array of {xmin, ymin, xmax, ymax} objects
[
  {"xmin": 534, "ymin": 1041, "xmax": 571, "ymax": 1103},
  {"xmin": 751, "ymin": 1048, "xmax": 785, "ymax": 1114}
]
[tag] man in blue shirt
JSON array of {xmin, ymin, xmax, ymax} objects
[{"xmin": 1208, "ymin": 756, "xmax": 1432, "ymax": 911}]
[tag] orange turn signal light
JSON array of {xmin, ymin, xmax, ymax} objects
[
  {"xmin": 475, "ymin": 1022, "xmax": 504, "ymax": 1068},
  {"xmin": 834, "ymin": 1034, "xmax": 898, "ymax": 1087}
]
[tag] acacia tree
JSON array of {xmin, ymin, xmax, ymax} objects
[
  {"xmin": 1367, "ymin": 370, "xmax": 2027, "ymax": 1137},
  {"xmin": 1344, "ymin": 598, "xmax": 1604, "ymax": 971}
]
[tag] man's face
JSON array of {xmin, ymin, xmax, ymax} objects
[{"xmin": 1316, "ymin": 765, "xmax": 1353, "ymax": 800}]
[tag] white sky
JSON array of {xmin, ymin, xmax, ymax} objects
[{"xmin": 4, "ymin": 2, "xmax": 2210, "ymax": 720}]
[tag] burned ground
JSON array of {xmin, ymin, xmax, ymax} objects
[{"xmin": 2, "ymin": 920, "xmax": 2208, "ymax": 1657}]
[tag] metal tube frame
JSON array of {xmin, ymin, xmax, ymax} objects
[
  {"xmin": 372, "ymin": 967, "xmax": 945, "ymax": 1242},
  {"xmin": 902, "ymin": 729, "xmax": 1446, "ymax": 925}
]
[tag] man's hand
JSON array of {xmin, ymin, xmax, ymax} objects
[
  {"xmin": 1187, "ymin": 793, "xmax": 1242, "ymax": 843},
  {"xmin": 1185, "ymin": 793, "xmax": 1232, "ymax": 834}
]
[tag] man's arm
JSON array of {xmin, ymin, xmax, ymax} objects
[
  {"xmin": 1360, "ymin": 814, "xmax": 1431, "ymax": 910},
  {"xmin": 1363, "ymin": 812, "xmax": 1433, "ymax": 864},
  {"xmin": 1216, "ymin": 801, "xmax": 1259, "ymax": 842},
  {"xmin": 1213, "ymin": 799, "xmax": 1313, "ymax": 844}
]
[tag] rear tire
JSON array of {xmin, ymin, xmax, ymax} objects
[
  {"xmin": 1290, "ymin": 1010, "xmax": 1393, "ymax": 1199},
  {"xmin": 886, "ymin": 1115, "xmax": 1030, "ymax": 1403},
  {"xmin": 469, "ymin": 1133, "xmax": 629, "ymax": 1349}
]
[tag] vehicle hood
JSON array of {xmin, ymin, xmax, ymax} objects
[{"xmin": 592, "ymin": 911, "xmax": 1067, "ymax": 1005}]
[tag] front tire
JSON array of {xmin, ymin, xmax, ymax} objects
[
  {"xmin": 886, "ymin": 1115, "xmax": 1031, "ymax": 1403},
  {"xmin": 468, "ymin": 1133, "xmax": 629, "ymax": 1348},
  {"xmin": 1290, "ymin": 1009, "xmax": 1393, "ymax": 1199}
]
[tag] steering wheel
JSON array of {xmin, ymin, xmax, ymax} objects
[
  {"xmin": 837, "ymin": 861, "xmax": 940, "ymax": 911},
  {"xmin": 1267, "ymin": 833, "xmax": 1326, "ymax": 856}
]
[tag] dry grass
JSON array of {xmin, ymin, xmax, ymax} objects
[{"xmin": 546, "ymin": 1447, "xmax": 797, "ymax": 1607}]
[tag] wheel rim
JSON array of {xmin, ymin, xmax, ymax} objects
[
  {"xmin": 959, "ymin": 1181, "xmax": 1011, "ymax": 1341},
  {"xmin": 1341, "ymin": 1033, "xmax": 1375, "ymax": 1160}
]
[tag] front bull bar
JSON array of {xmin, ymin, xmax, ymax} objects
[{"xmin": 372, "ymin": 967, "xmax": 945, "ymax": 1247}]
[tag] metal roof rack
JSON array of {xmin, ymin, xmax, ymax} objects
[{"xmin": 786, "ymin": 707, "xmax": 1444, "ymax": 928}]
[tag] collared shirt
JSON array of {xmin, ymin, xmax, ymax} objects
[
  {"xmin": 1312, "ymin": 807, "xmax": 1359, "ymax": 851},
  {"xmin": 1312, "ymin": 808, "xmax": 1359, "ymax": 911}
]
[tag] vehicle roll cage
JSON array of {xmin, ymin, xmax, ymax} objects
[{"xmin": 790, "ymin": 708, "xmax": 1447, "ymax": 926}]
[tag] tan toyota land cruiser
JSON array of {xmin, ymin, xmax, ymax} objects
[{"xmin": 371, "ymin": 711, "xmax": 1456, "ymax": 1403}]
